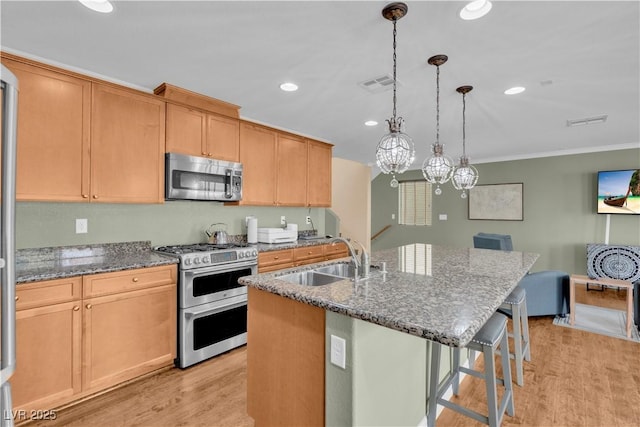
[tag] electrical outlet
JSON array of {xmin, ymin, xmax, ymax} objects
[
  {"xmin": 330, "ymin": 335, "xmax": 346, "ymax": 369},
  {"xmin": 391, "ymin": 213, "xmax": 396, "ymax": 220},
  {"xmin": 306, "ymin": 215, "xmax": 311, "ymax": 224},
  {"xmin": 280, "ymin": 215, "xmax": 286, "ymax": 225},
  {"xmin": 75, "ymin": 218, "xmax": 88, "ymax": 234}
]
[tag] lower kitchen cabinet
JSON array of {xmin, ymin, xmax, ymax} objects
[
  {"xmin": 257, "ymin": 243, "xmax": 350, "ymax": 273},
  {"xmin": 82, "ymin": 283, "xmax": 176, "ymax": 393},
  {"xmin": 12, "ymin": 278, "xmax": 83, "ymax": 412},
  {"xmin": 11, "ymin": 265, "xmax": 177, "ymax": 412}
]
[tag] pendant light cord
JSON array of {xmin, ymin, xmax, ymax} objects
[
  {"xmin": 462, "ymin": 92, "xmax": 466, "ymax": 156},
  {"xmin": 392, "ymin": 18, "xmax": 398, "ymax": 121},
  {"xmin": 436, "ymin": 65, "xmax": 440, "ymax": 144}
]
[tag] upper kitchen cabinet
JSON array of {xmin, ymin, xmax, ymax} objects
[
  {"xmin": 239, "ymin": 122, "xmax": 277, "ymax": 205},
  {"xmin": 165, "ymin": 103, "xmax": 240, "ymax": 162},
  {"xmin": 91, "ymin": 84, "xmax": 165, "ymax": 203},
  {"xmin": 276, "ymin": 133, "xmax": 308, "ymax": 206},
  {"xmin": 1, "ymin": 55, "xmax": 91, "ymax": 202},
  {"xmin": 157, "ymin": 83, "xmax": 240, "ymax": 162},
  {"xmin": 307, "ymin": 139, "xmax": 332, "ymax": 206}
]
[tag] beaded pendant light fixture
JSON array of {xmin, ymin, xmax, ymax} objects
[
  {"xmin": 422, "ymin": 55, "xmax": 454, "ymax": 195},
  {"xmin": 375, "ymin": 2, "xmax": 415, "ymax": 188},
  {"xmin": 451, "ymin": 85, "xmax": 479, "ymax": 198}
]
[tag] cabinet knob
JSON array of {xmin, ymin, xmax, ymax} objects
[
  {"xmin": 308, "ymin": 251, "xmax": 312, "ymax": 255},
  {"xmin": 15, "ymin": 296, "xmax": 19, "ymax": 301},
  {"xmin": 208, "ymin": 153, "xmax": 212, "ymax": 156},
  {"xmin": 73, "ymin": 306, "xmax": 80, "ymax": 311},
  {"xmin": 86, "ymin": 304, "xmax": 92, "ymax": 309},
  {"xmin": 82, "ymin": 194, "xmax": 89, "ymax": 199},
  {"xmin": 274, "ymin": 256, "xmax": 279, "ymax": 260},
  {"xmin": 92, "ymin": 195, "xmax": 98, "ymax": 199},
  {"xmin": 132, "ymin": 277, "xmax": 139, "ymax": 283},
  {"xmin": 202, "ymin": 152, "xmax": 207, "ymax": 156}
]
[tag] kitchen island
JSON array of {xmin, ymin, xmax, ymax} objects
[{"xmin": 239, "ymin": 243, "xmax": 539, "ymax": 426}]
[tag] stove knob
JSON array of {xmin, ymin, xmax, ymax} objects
[
  {"xmin": 238, "ymin": 251, "xmax": 245, "ymax": 259},
  {"xmin": 246, "ymin": 250, "xmax": 253, "ymax": 258},
  {"xmin": 252, "ymin": 250, "xmax": 258, "ymax": 257},
  {"xmin": 202, "ymin": 256, "xmax": 210, "ymax": 264},
  {"xmin": 193, "ymin": 257, "xmax": 200, "ymax": 265},
  {"xmin": 184, "ymin": 258, "xmax": 192, "ymax": 266}
]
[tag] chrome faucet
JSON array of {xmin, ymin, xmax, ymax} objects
[{"xmin": 330, "ymin": 237, "xmax": 370, "ymax": 280}]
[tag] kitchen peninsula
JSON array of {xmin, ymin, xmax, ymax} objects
[{"xmin": 240, "ymin": 243, "xmax": 539, "ymax": 426}]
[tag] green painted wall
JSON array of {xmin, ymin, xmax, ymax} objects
[
  {"xmin": 16, "ymin": 201, "xmax": 324, "ymax": 249},
  {"xmin": 372, "ymin": 148, "xmax": 640, "ymax": 273}
]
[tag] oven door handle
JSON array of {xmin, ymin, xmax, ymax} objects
[{"xmin": 184, "ymin": 298, "xmax": 246, "ymax": 320}]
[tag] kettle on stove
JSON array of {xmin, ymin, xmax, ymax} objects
[{"xmin": 205, "ymin": 223, "xmax": 228, "ymax": 245}]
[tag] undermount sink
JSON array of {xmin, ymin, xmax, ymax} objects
[
  {"xmin": 313, "ymin": 263, "xmax": 355, "ymax": 278},
  {"xmin": 277, "ymin": 270, "xmax": 346, "ymax": 286}
]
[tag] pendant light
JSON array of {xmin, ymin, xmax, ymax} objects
[
  {"xmin": 422, "ymin": 55, "xmax": 454, "ymax": 195},
  {"xmin": 451, "ymin": 85, "xmax": 479, "ymax": 198},
  {"xmin": 375, "ymin": 2, "xmax": 415, "ymax": 188}
]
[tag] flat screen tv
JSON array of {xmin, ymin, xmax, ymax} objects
[{"xmin": 597, "ymin": 169, "xmax": 640, "ymax": 214}]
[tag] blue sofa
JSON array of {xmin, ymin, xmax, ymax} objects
[{"xmin": 473, "ymin": 233, "xmax": 570, "ymax": 317}]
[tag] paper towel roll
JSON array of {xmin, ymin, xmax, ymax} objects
[{"xmin": 247, "ymin": 217, "xmax": 258, "ymax": 244}]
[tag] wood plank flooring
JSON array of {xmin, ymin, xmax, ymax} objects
[{"xmin": 22, "ymin": 286, "xmax": 638, "ymax": 427}]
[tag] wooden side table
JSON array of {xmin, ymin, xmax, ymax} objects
[{"xmin": 569, "ymin": 274, "xmax": 634, "ymax": 338}]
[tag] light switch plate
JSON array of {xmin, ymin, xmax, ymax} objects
[
  {"xmin": 330, "ymin": 335, "xmax": 346, "ymax": 369},
  {"xmin": 439, "ymin": 214, "xmax": 448, "ymax": 221}
]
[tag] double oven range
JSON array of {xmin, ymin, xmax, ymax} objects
[{"xmin": 155, "ymin": 243, "xmax": 257, "ymax": 368}]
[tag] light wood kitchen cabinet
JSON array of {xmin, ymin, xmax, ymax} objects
[
  {"xmin": 239, "ymin": 122, "xmax": 277, "ymax": 205},
  {"xmin": 247, "ymin": 287, "xmax": 325, "ymax": 427},
  {"xmin": 165, "ymin": 103, "xmax": 240, "ymax": 162},
  {"xmin": 307, "ymin": 139, "xmax": 333, "ymax": 207},
  {"xmin": 11, "ymin": 277, "xmax": 83, "ymax": 412},
  {"xmin": 257, "ymin": 243, "xmax": 350, "ymax": 272},
  {"xmin": 91, "ymin": 83, "xmax": 165, "ymax": 203},
  {"xmin": 276, "ymin": 133, "xmax": 308, "ymax": 206},
  {"xmin": 1, "ymin": 56, "xmax": 91, "ymax": 202},
  {"xmin": 10, "ymin": 265, "xmax": 177, "ymax": 412}
]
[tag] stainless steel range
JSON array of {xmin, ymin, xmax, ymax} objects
[{"xmin": 154, "ymin": 243, "xmax": 258, "ymax": 368}]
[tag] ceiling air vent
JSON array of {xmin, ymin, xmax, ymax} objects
[
  {"xmin": 358, "ymin": 74, "xmax": 398, "ymax": 93},
  {"xmin": 567, "ymin": 115, "xmax": 608, "ymax": 127}
]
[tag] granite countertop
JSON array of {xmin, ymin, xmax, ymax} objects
[
  {"xmin": 239, "ymin": 243, "xmax": 539, "ymax": 348},
  {"xmin": 16, "ymin": 241, "xmax": 178, "ymax": 284},
  {"xmin": 254, "ymin": 237, "xmax": 336, "ymax": 252}
]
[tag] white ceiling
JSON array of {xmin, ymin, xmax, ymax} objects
[{"xmin": 1, "ymin": 1, "xmax": 639, "ymax": 176}]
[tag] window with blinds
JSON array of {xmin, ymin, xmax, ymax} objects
[{"xmin": 398, "ymin": 181, "xmax": 432, "ymax": 226}]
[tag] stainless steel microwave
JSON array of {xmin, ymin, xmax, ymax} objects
[{"xmin": 165, "ymin": 153, "xmax": 243, "ymax": 201}]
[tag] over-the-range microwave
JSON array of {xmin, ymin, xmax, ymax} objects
[{"xmin": 165, "ymin": 152, "xmax": 243, "ymax": 202}]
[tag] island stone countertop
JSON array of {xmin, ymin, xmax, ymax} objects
[
  {"xmin": 239, "ymin": 243, "xmax": 539, "ymax": 347},
  {"xmin": 16, "ymin": 241, "xmax": 178, "ymax": 284}
]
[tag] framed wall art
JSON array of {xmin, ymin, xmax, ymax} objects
[{"xmin": 468, "ymin": 183, "xmax": 524, "ymax": 221}]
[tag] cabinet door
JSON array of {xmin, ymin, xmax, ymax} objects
[
  {"xmin": 165, "ymin": 103, "xmax": 206, "ymax": 156},
  {"xmin": 12, "ymin": 301, "xmax": 82, "ymax": 412},
  {"xmin": 239, "ymin": 122, "xmax": 277, "ymax": 205},
  {"xmin": 307, "ymin": 140, "xmax": 332, "ymax": 207},
  {"xmin": 2, "ymin": 58, "xmax": 91, "ymax": 202},
  {"xmin": 207, "ymin": 114, "xmax": 240, "ymax": 162},
  {"xmin": 82, "ymin": 284, "xmax": 176, "ymax": 393},
  {"xmin": 91, "ymin": 84, "xmax": 165, "ymax": 203},
  {"xmin": 276, "ymin": 133, "xmax": 308, "ymax": 206}
]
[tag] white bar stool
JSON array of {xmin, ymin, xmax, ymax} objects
[
  {"xmin": 427, "ymin": 312, "xmax": 514, "ymax": 427},
  {"xmin": 498, "ymin": 285, "xmax": 531, "ymax": 386}
]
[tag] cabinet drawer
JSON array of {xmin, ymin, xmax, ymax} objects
[
  {"xmin": 294, "ymin": 245, "xmax": 324, "ymax": 262},
  {"xmin": 83, "ymin": 265, "xmax": 177, "ymax": 298},
  {"xmin": 16, "ymin": 277, "xmax": 82, "ymax": 310},
  {"xmin": 324, "ymin": 243, "xmax": 349, "ymax": 259},
  {"xmin": 258, "ymin": 249, "xmax": 294, "ymax": 268}
]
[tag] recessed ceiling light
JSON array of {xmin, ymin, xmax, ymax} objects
[
  {"xmin": 279, "ymin": 82, "xmax": 298, "ymax": 92},
  {"xmin": 364, "ymin": 120, "xmax": 378, "ymax": 127},
  {"xmin": 504, "ymin": 86, "xmax": 526, "ymax": 95},
  {"xmin": 460, "ymin": 0, "xmax": 492, "ymax": 21},
  {"xmin": 78, "ymin": 0, "xmax": 114, "ymax": 13}
]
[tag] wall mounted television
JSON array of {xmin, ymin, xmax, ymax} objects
[{"xmin": 597, "ymin": 169, "xmax": 640, "ymax": 214}]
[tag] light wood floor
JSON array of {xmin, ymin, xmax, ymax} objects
[{"xmin": 24, "ymin": 286, "xmax": 638, "ymax": 427}]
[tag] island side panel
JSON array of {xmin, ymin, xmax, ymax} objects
[{"xmin": 247, "ymin": 287, "xmax": 325, "ymax": 427}]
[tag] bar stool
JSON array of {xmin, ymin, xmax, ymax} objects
[
  {"xmin": 497, "ymin": 286, "xmax": 531, "ymax": 386},
  {"xmin": 427, "ymin": 312, "xmax": 514, "ymax": 427}
]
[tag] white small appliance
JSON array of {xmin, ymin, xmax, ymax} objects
[{"xmin": 257, "ymin": 227, "xmax": 297, "ymax": 244}]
